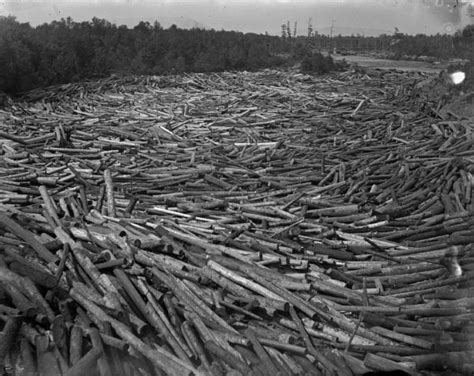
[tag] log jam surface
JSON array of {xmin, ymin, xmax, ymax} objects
[{"xmin": 0, "ymin": 68, "xmax": 473, "ymax": 375}]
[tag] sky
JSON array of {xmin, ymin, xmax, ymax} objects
[{"xmin": 1, "ymin": 0, "xmax": 472, "ymax": 36}]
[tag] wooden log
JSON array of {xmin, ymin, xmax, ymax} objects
[
  {"xmin": 39, "ymin": 184, "xmax": 62, "ymax": 222},
  {"xmin": 0, "ymin": 315, "xmax": 23, "ymax": 366},
  {"xmin": 63, "ymin": 347, "xmax": 102, "ymax": 376},
  {"xmin": 181, "ymin": 321, "xmax": 211, "ymax": 371},
  {"xmin": 363, "ymin": 353, "xmax": 416, "ymax": 374},
  {"xmin": 134, "ymin": 277, "xmax": 193, "ymax": 362},
  {"xmin": 104, "ymin": 169, "xmax": 116, "ymax": 217},
  {"xmin": 0, "ymin": 214, "xmax": 58, "ymax": 263},
  {"xmin": 69, "ymin": 325, "xmax": 84, "ymax": 366},
  {"xmin": 207, "ymin": 260, "xmax": 283, "ymax": 301},
  {"xmin": 408, "ymin": 351, "xmax": 474, "ymax": 372},
  {"xmin": 244, "ymin": 328, "xmax": 280, "ymax": 376},
  {"xmin": 19, "ymin": 337, "xmax": 37, "ymax": 376},
  {"xmin": 0, "ymin": 267, "xmax": 55, "ymax": 321},
  {"xmin": 89, "ymin": 327, "xmax": 112, "ymax": 376},
  {"xmin": 150, "ymin": 266, "xmax": 238, "ymax": 334},
  {"xmin": 4, "ymin": 246, "xmax": 57, "ymax": 288},
  {"xmin": 288, "ymin": 305, "xmax": 338, "ymax": 374},
  {"xmin": 70, "ymin": 287, "xmax": 203, "ymax": 376},
  {"xmin": 36, "ymin": 335, "xmax": 62, "ymax": 376},
  {"xmin": 204, "ymin": 341, "xmax": 253, "ymax": 375}
]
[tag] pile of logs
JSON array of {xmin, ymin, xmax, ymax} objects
[{"xmin": 0, "ymin": 68, "xmax": 473, "ymax": 376}]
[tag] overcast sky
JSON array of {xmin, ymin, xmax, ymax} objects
[{"xmin": 1, "ymin": 0, "xmax": 472, "ymax": 36}]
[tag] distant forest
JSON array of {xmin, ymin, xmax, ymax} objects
[
  {"xmin": 0, "ymin": 16, "xmax": 473, "ymax": 95},
  {"xmin": 0, "ymin": 16, "xmax": 292, "ymax": 95}
]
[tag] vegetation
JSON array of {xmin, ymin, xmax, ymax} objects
[
  {"xmin": 0, "ymin": 16, "xmax": 292, "ymax": 95},
  {"xmin": 0, "ymin": 15, "xmax": 473, "ymax": 96},
  {"xmin": 387, "ymin": 26, "xmax": 474, "ymax": 61},
  {"xmin": 388, "ymin": 33, "xmax": 455, "ymax": 60},
  {"xmin": 452, "ymin": 24, "xmax": 474, "ymax": 61},
  {"xmin": 300, "ymin": 25, "xmax": 473, "ymax": 62},
  {"xmin": 300, "ymin": 52, "xmax": 347, "ymax": 74}
]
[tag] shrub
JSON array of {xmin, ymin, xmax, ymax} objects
[{"xmin": 300, "ymin": 52, "xmax": 346, "ymax": 74}]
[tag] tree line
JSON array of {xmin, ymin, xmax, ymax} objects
[
  {"xmin": 0, "ymin": 16, "xmax": 472, "ymax": 96},
  {"xmin": 0, "ymin": 16, "xmax": 293, "ymax": 95},
  {"xmin": 294, "ymin": 26, "xmax": 473, "ymax": 61}
]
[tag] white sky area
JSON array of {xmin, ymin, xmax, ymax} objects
[{"xmin": 1, "ymin": 0, "xmax": 472, "ymax": 36}]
